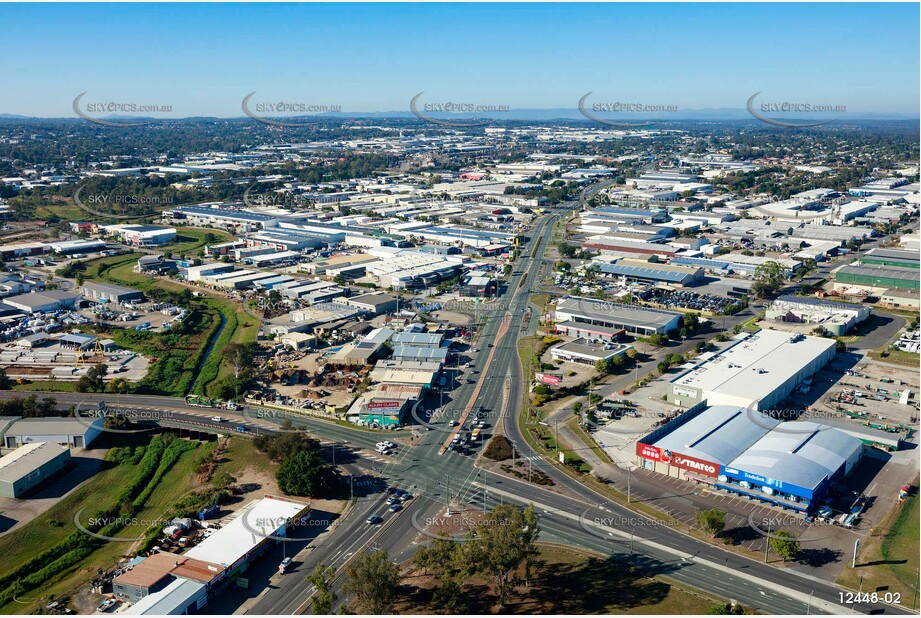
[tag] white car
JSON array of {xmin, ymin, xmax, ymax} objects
[{"xmin": 211, "ymin": 416, "xmax": 224, "ymax": 423}]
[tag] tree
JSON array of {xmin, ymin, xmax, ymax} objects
[
  {"xmin": 106, "ymin": 377, "xmax": 128, "ymax": 393},
  {"xmin": 306, "ymin": 564, "xmax": 337, "ymax": 615},
  {"xmin": 695, "ymin": 509, "xmax": 726, "ymax": 538},
  {"xmin": 84, "ymin": 363, "xmax": 108, "ymax": 393},
  {"xmin": 0, "ymin": 367, "xmax": 11, "ymax": 390},
  {"xmin": 276, "ymin": 450, "xmax": 335, "ymax": 497},
  {"xmin": 769, "ymin": 530, "xmax": 800, "ymax": 562},
  {"xmin": 224, "ymin": 342, "xmax": 259, "ymax": 379},
  {"xmin": 647, "ymin": 333, "xmax": 667, "ymax": 347},
  {"xmin": 464, "ymin": 504, "xmax": 538, "ymax": 606},
  {"xmin": 752, "ymin": 261, "xmax": 785, "ymax": 298},
  {"xmin": 343, "ymin": 551, "xmax": 400, "ymax": 615},
  {"xmin": 571, "ymin": 401, "xmax": 583, "ymax": 417},
  {"xmin": 594, "ymin": 358, "xmax": 611, "ymax": 375},
  {"xmin": 75, "ymin": 272, "xmax": 85, "ymax": 287}
]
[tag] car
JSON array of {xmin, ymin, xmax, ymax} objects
[
  {"xmin": 389, "ymin": 503, "xmax": 402, "ymax": 512},
  {"xmin": 449, "ymin": 420, "xmax": 459, "ymax": 427},
  {"xmin": 400, "ymin": 493, "xmax": 413, "ymax": 502},
  {"xmin": 235, "ymin": 425, "xmax": 248, "ymax": 432},
  {"xmin": 279, "ymin": 557, "xmax": 293, "ymax": 572},
  {"xmin": 394, "ymin": 489, "xmax": 405, "ymax": 497},
  {"xmin": 386, "ymin": 487, "xmax": 397, "ymax": 495},
  {"xmin": 96, "ymin": 599, "xmax": 118, "ymax": 613},
  {"xmin": 211, "ymin": 416, "xmax": 224, "ymax": 422},
  {"xmin": 386, "ymin": 496, "xmax": 398, "ymax": 505},
  {"xmin": 366, "ymin": 515, "xmax": 383, "ymax": 525}
]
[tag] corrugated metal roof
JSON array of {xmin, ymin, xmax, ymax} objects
[
  {"xmin": 653, "ymin": 406, "xmax": 777, "ymax": 466},
  {"xmin": 727, "ymin": 423, "xmax": 863, "ymax": 490}
]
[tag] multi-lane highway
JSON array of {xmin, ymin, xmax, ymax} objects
[{"xmin": 3, "ymin": 208, "xmax": 911, "ymax": 615}]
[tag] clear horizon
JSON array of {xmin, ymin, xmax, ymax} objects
[{"xmin": 0, "ymin": 3, "xmax": 918, "ymax": 118}]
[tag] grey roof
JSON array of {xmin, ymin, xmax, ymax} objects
[
  {"xmin": 6, "ymin": 416, "xmax": 102, "ymax": 437},
  {"xmin": 838, "ymin": 264, "xmax": 919, "ymax": 282},
  {"xmin": 83, "ymin": 281, "xmax": 140, "ymax": 296},
  {"xmin": 556, "ymin": 296, "xmax": 682, "ymax": 329},
  {"xmin": 125, "ymin": 578, "xmax": 206, "ymax": 615},
  {"xmin": 772, "ymin": 295, "xmax": 865, "ymax": 312},
  {"xmin": 726, "ymin": 423, "xmax": 863, "ymax": 491},
  {"xmin": 177, "ymin": 206, "xmax": 274, "ymax": 222},
  {"xmin": 653, "ymin": 405, "xmax": 778, "ymax": 466},
  {"xmin": 596, "ymin": 262, "xmax": 696, "ymax": 284},
  {"xmin": 392, "ymin": 346, "xmax": 449, "ymax": 362},
  {"xmin": 0, "ymin": 442, "xmax": 69, "ymax": 483},
  {"xmin": 391, "ymin": 332, "xmax": 443, "ymax": 346},
  {"xmin": 863, "ymin": 248, "xmax": 917, "ymax": 261}
]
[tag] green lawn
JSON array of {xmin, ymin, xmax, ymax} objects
[
  {"xmin": 162, "ymin": 228, "xmax": 233, "ymax": 256},
  {"xmin": 838, "ymin": 485, "xmax": 920, "ymax": 609},
  {"xmin": 0, "ymin": 435, "xmax": 209, "ymax": 614},
  {"xmin": 397, "ymin": 544, "xmax": 720, "ymax": 615}
]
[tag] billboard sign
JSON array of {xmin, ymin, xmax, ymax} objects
[
  {"xmin": 669, "ymin": 451, "xmax": 720, "ymax": 477},
  {"xmin": 636, "ymin": 442, "xmax": 667, "ymax": 462},
  {"xmin": 368, "ymin": 400, "xmax": 402, "ymax": 412},
  {"xmin": 535, "ymin": 373, "xmax": 562, "ymax": 386}
]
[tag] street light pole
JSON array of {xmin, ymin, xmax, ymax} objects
[
  {"xmin": 806, "ymin": 591, "xmax": 813, "ymax": 615},
  {"xmin": 764, "ymin": 521, "xmax": 771, "ymax": 563}
]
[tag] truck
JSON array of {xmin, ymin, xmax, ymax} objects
[
  {"xmin": 185, "ymin": 395, "xmax": 220, "ymax": 408},
  {"xmin": 198, "ymin": 504, "xmax": 219, "ymax": 520}
]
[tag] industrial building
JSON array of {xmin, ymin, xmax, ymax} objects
[
  {"xmin": 594, "ymin": 261, "xmax": 703, "ymax": 286},
  {"xmin": 390, "ymin": 331, "xmax": 444, "ymax": 349},
  {"xmin": 82, "ymin": 281, "xmax": 145, "ymax": 303},
  {"xmin": 721, "ymin": 423, "xmax": 864, "ymax": 513},
  {"xmin": 554, "ymin": 296, "xmax": 682, "ymax": 336},
  {"xmin": 184, "ymin": 497, "xmax": 311, "ymax": 577},
  {"xmin": 183, "ymin": 262, "xmax": 236, "ymax": 282},
  {"xmin": 5, "ymin": 291, "xmax": 80, "ymax": 314},
  {"xmin": 637, "ymin": 404, "xmax": 778, "ymax": 479},
  {"xmin": 635, "ymin": 404, "xmax": 865, "ymax": 514},
  {"xmin": 0, "ymin": 442, "xmax": 71, "ymax": 498},
  {"xmin": 165, "ymin": 206, "xmax": 278, "ymax": 231},
  {"xmin": 834, "ymin": 264, "xmax": 919, "ymax": 292},
  {"xmin": 859, "ymin": 248, "xmax": 918, "ymax": 269},
  {"xmin": 49, "ymin": 239, "xmax": 107, "ymax": 254},
  {"xmin": 366, "ymin": 252, "xmax": 466, "ymax": 290},
  {"xmin": 344, "ymin": 292, "xmax": 400, "ymax": 316},
  {"xmin": 113, "ymin": 553, "xmax": 225, "ymax": 603},
  {"xmin": 102, "ymin": 224, "xmax": 177, "ymax": 246},
  {"xmin": 766, "ymin": 295, "xmax": 870, "ymax": 336},
  {"xmin": 124, "ymin": 578, "xmax": 208, "ymax": 615},
  {"xmin": 550, "ymin": 339, "xmax": 633, "ymax": 365},
  {"xmin": 2, "ymin": 416, "xmax": 104, "ymax": 449},
  {"xmin": 391, "ymin": 345, "xmax": 449, "ymax": 364},
  {"xmin": 668, "ymin": 330, "xmax": 837, "ymax": 411}
]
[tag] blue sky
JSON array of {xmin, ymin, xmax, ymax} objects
[{"xmin": 2, "ymin": 3, "xmax": 918, "ymax": 117}]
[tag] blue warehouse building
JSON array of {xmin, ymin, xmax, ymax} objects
[{"xmin": 719, "ymin": 422, "xmax": 864, "ymax": 514}]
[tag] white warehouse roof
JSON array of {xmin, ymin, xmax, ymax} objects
[
  {"xmin": 671, "ymin": 330, "xmax": 836, "ymax": 410},
  {"xmin": 652, "ymin": 405, "xmax": 779, "ymax": 466}
]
